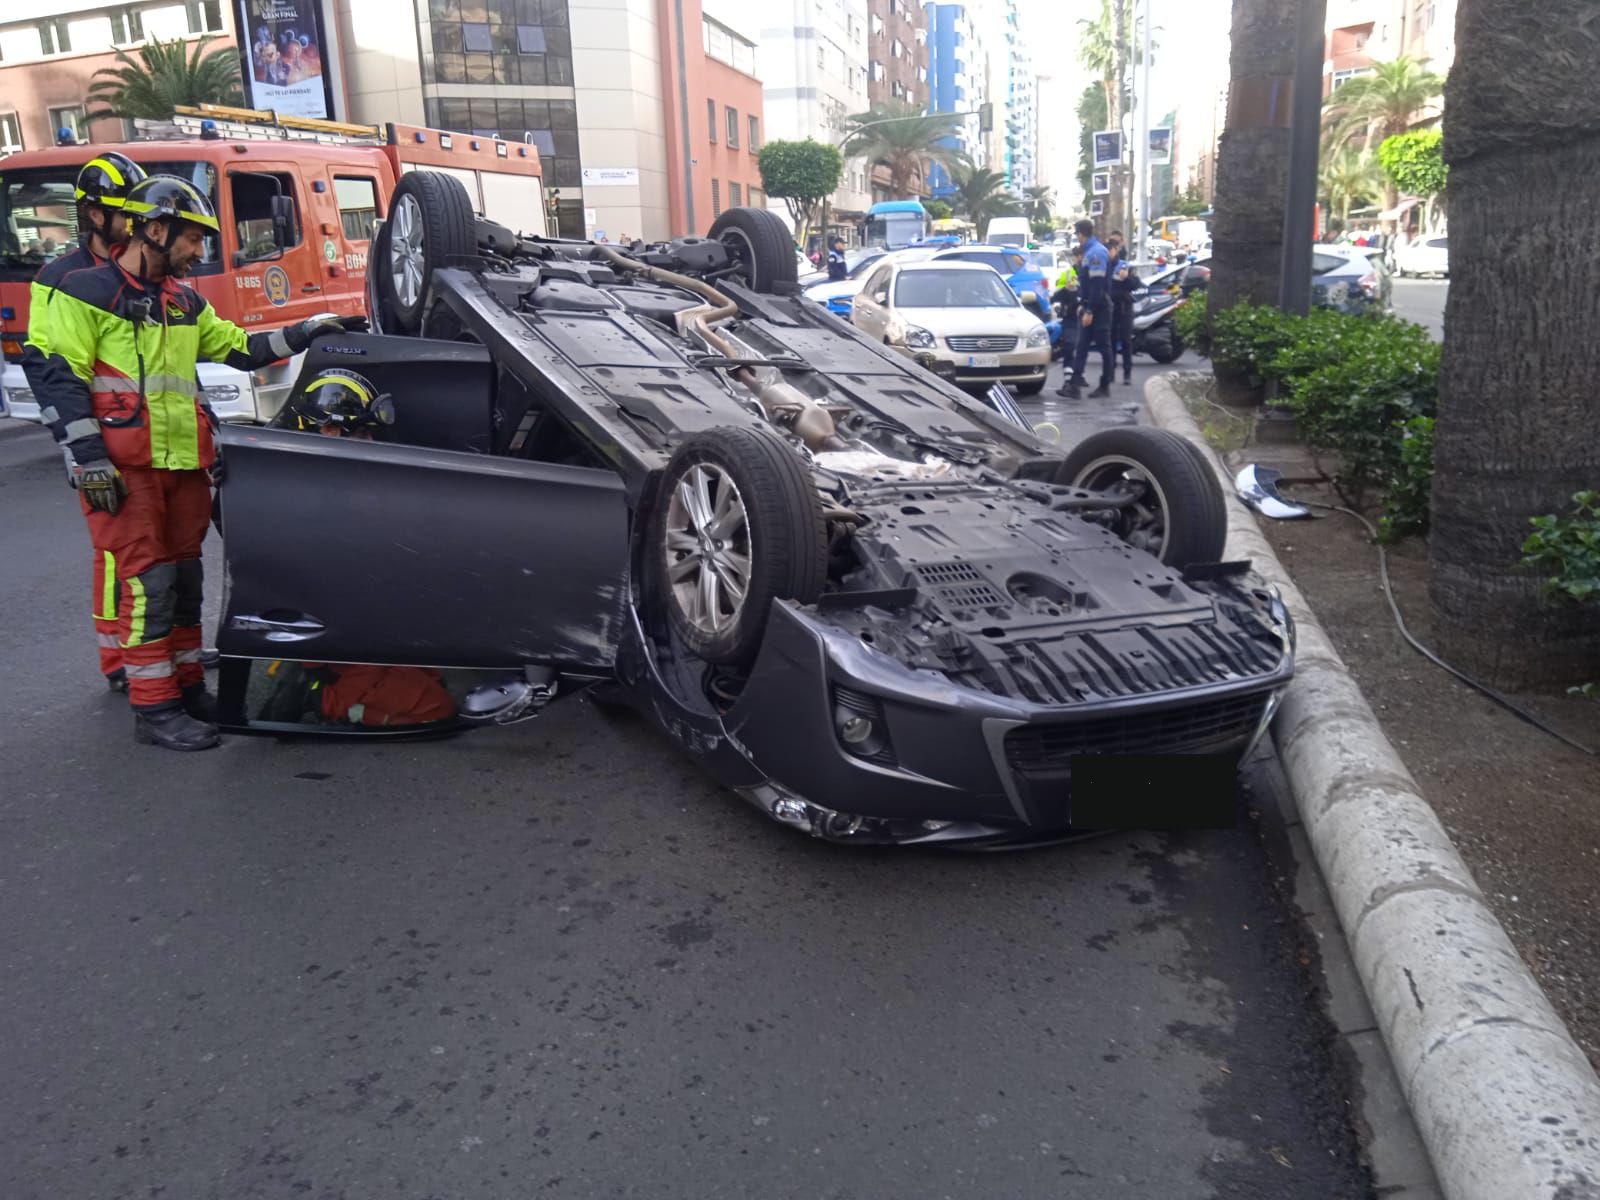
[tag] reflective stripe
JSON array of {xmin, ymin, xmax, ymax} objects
[
  {"xmin": 127, "ymin": 576, "xmax": 147, "ymax": 646},
  {"xmin": 40, "ymin": 406, "xmax": 60, "ymax": 424},
  {"xmin": 100, "ymin": 550, "xmax": 117, "ymax": 621},
  {"xmin": 126, "ymin": 661, "xmax": 174, "ymax": 679},
  {"xmin": 64, "ymin": 418, "xmax": 101, "ymax": 441},
  {"xmin": 267, "ymin": 328, "xmax": 294, "ymax": 359},
  {"xmin": 91, "ymin": 374, "xmax": 199, "ymax": 398},
  {"xmin": 97, "ymin": 632, "xmax": 122, "ymax": 649},
  {"xmin": 173, "ymin": 648, "xmax": 203, "ymax": 665}
]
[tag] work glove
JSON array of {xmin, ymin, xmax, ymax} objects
[
  {"xmin": 283, "ymin": 313, "xmax": 369, "ymax": 354},
  {"xmin": 75, "ymin": 458, "xmax": 127, "ymax": 515}
]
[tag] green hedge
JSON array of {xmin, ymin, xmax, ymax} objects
[{"xmin": 1208, "ymin": 302, "xmax": 1441, "ymax": 538}]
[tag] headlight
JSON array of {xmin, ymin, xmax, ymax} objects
[
  {"xmin": 1025, "ymin": 325, "xmax": 1050, "ymax": 348},
  {"xmin": 6, "ymin": 386, "xmax": 34, "ymax": 404},
  {"xmin": 203, "ymin": 384, "xmax": 242, "ymax": 405},
  {"xmin": 904, "ymin": 325, "xmax": 936, "ymax": 349}
]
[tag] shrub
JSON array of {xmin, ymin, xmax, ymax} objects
[
  {"xmin": 1208, "ymin": 303, "xmax": 1299, "ymax": 378},
  {"xmin": 1175, "ymin": 294, "xmax": 1209, "ymax": 356},
  {"xmin": 1377, "ymin": 416, "xmax": 1435, "ymax": 542},
  {"xmin": 1521, "ymin": 491, "xmax": 1600, "ymax": 605}
]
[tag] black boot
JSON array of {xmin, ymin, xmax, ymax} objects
[
  {"xmin": 1123, "ymin": 368, "xmax": 1133, "ymax": 385},
  {"xmin": 134, "ymin": 702, "xmax": 220, "ymax": 751},
  {"xmin": 182, "ymin": 684, "xmax": 219, "ymax": 724},
  {"xmin": 1088, "ymin": 380, "xmax": 1112, "ymax": 398},
  {"xmin": 105, "ymin": 667, "xmax": 129, "ymax": 694}
]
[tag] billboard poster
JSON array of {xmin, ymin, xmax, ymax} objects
[
  {"xmin": 1091, "ymin": 171, "xmax": 1111, "ymax": 195},
  {"xmin": 1092, "ymin": 131, "xmax": 1123, "ymax": 169},
  {"xmin": 1089, "ymin": 198, "xmax": 1105, "ymax": 217},
  {"xmin": 1148, "ymin": 127, "xmax": 1173, "ymax": 166},
  {"xmin": 239, "ymin": 0, "xmax": 334, "ymax": 120}
]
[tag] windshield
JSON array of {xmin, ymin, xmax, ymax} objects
[
  {"xmin": 895, "ymin": 269, "xmax": 1017, "ymax": 308},
  {"xmin": 1, "ymin": 161, "xmax": 222, "ymax": 277},
  {"xmin": 865, "ymin": 210, "xmax": 927, "ymax": 250},
  {"xmin": 846, "ymin": 247, "xmax": 887, "ymax": 277}
]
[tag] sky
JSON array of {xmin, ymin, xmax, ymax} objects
[{"xmin": 1018, "ymin": 0, "xmax": 1232, "ymax": 192}]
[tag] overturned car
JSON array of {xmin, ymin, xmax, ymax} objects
[{"xmin": 213, "ymin": 171, "xmax": 1293, "ymax": 845}]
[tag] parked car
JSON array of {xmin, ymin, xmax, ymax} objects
[
  {"xmin": 1308, "ymin": 244, "xmax": 1392, "ymax": 313},
  {"xmin": 931, "ymin": 245, "xmax": 1052, "ymax": 304},
  {"xmin": 1394, "ymin": 235, "xmax": 1449, "ymax": 278},
  {"xmin": 210, "ymin": 173, "xmax": 1294, "ymax": 846},
  {"xmin": 850, "ymin": 260, "xmax": 1053, "ymax": 394}
]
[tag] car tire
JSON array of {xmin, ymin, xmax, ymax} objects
[
  {"xmin": 1057, "ymin": 427, "xmax": 1227, "ymax": 567},
  {"xmin": 652, "ymin": 425, "xmax": 827, "ymax": 666},
  {"xmin": 1016, "ymin": 378, "xmax": 1046, "ymax": 396},
  {"xmin": 378, "ymin": 171, "xmax": 475, "ymax": 333},
  {"xmin": 706, "ymin": 207, "xmax": 798, "ymax": 294}
]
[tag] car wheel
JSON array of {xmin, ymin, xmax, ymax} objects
[
  {"xmin": 1057, "ymin": 427, "xmax": 1227, "ymax": 567},
  {"xmin": 379, "ymin": 171, "xmax": 475, "ymax": 333},
  {"xmin": 706, "ymin": 207, "xmax": 798, "ymax": 294},
  {"xmin": 1016, "ymin": 378, "xmax": 1046, "ymax": 396},
  {"xmin": 653, "ymin": 426, "xmax": 826, "ymax": 666}
]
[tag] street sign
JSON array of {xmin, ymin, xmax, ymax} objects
[
  {"xmin": 1148, "ymin": 127, "xmax": 1173, "ymax": 166},
  {"xmin": 1092, "ymin": 172, "xmax": 1111, "ymax": 195},
  {"xmin": 581, "ymin": 168, "xmax": 640, "ymax": 187},
  {"xmin": 1093, "ymin": 131, "xmax": 1123, "ymax": 168}
]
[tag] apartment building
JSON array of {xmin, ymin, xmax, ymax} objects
[
  {"xmin": 0, "ymin": 0, "xmax": 237, "ymax": 155},
  {"xmin": 864, "ymin": 0, "xmax": 926, "ymax": 109},
  {"xmin": 1324, "ymin": 0, "xmax": 1458, "ymax": 96},
  {"xmin": 752, "ymin": 0, "xmax": 872, "ymax": 238},
  {"xmin": 924, "ymin": 2, "xmax": 989, "ymax": 200}
]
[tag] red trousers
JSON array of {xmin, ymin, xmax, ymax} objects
[
  {"xmin": 90, "ymin": 547, "xmax": 122, "ymax": 677},
  {"xmin": 82, "ymin": 467, "xmax": 212, "ymax": 708}
]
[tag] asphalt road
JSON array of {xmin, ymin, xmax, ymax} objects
[
  {"xmin": 1388, "ymin": 277, "xmax": 1448, "ymax": 341},
  {"xmin": 0, "ymin": 415, "xmax": 1372, "ymax": 1200}
]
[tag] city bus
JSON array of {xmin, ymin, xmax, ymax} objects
[{"xmin": 863, "ymin": 200, "xmax": 929, "ymax": 250}]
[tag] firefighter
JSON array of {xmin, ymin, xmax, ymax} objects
[
  {"xmin": 33, "ymin": 175, "xmax": 362, "ymax": 751},
  {"xmin": 22, "ymin": 152, "xmax": 148, "ymax": 692}
]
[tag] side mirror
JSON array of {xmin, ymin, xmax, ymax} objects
[
  {"xmin": 872, "ymin": 290, "xmax": 888, "ymax": 304},
  {"xmin": 270, "ymin": 195, "xmax": 294, "ymax": 253}
]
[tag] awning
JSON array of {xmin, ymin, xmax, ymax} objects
[{"xmin": 1380, "ymin": 196, "xmax": 1422, "ymax": 220}]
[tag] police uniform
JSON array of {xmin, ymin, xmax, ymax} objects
[
  {"xmin": 1109, "ymin": 251, "xmax": 1136, "ymax": 383},
  {"xmin": 1069, "ymin": 236, "xmax": 1114, "ymax": 393}
]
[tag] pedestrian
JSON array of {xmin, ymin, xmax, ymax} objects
[
  {"xmin": 21, "ymin": 152, "xmax": 148, "ymax": 694},
  {"xmin": 1050, "ymin": 259, "xmax": 1079, "ymax": 378},
  {"xmin": 826, "ymin": 236, "xmax": 848, "ymax": 282},
  {"xmin": 34, "ymin": 175, "xmax": 360, "ymax": 751},
  {"xmin": 1060, "ymin": 218, "xmax": 1113, "ymax": 399},
  {"xmin": 1107, "ymin": 233, "xmax": 1136, "ymax": 386}
]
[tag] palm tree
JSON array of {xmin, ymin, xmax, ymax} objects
[
  {"xmin": 87, "ymin": 37, "xmax": 242, "ymax": 122},
  {"xmin": 949, "ymin": 167, "xmax": 1019, "ymax": 239},
  {"xmin": 839, "ymin": 102, "xmax": 968, "ymax": 199},
  {"xmin": 1076, "ymin": 0, "xmax": 1117, "ymax": 118},
  {"xmin": 1022, "ymin": 185, "xmax": 1054, "ymax": 226},
  {"xmin": 1319, "ymin": 145, "xmax": 1384, "ymax": 226},
  {"xmin": 1322, "ymin": 57, "xmax": 1446, "ymax": 157}
]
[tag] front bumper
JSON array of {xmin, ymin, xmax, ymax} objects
[
  {"xmin": 1, "ymin": 356, "xmax": 304, "ymax": 426},
  {"xmin": 914, "ymin": 344, "xmax": 1051, "ymax": 388},
  {"xmin": 622, "ymin": 600, "xmax": 1294, "ymax": 846}
]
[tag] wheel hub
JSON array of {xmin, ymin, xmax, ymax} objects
[
  {"xmin": 390, "ymin": 193, "xmax": 425, "ymax": 309},
  {"xmin": 665, "ymin": 463, "xmax": 753, "ymax": 636}
]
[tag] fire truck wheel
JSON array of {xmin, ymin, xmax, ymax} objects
[{"xmin": 379, "ymin": 171, "xmax": 475, "ymax": 332}]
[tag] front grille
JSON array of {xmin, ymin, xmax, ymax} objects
[
  {"xmin": 1004, "ymin": 693, "xmax": 1270, "ymax": 777},
  {"xmin": 946, "ymin": 335, "xmax": 1018, "ymax": 352}
]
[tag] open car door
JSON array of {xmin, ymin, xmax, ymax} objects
[{"xmin": 215, "ymin": 426, "xmax": 630, "ymax": 674}]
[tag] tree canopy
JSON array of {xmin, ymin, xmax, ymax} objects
[
  {"xmin": 840, "ymin": 101, "xmax": 967, "ymax": 198},
  {"xmin": 1378, "ymin": 130, "xmax": 1447, "ymax": 197},
  {"xmin": 948, "ymin": 167, "xmax": 1019, "ymax": 239},
  {"xmin": 757, "ymin": 139, "xmax": 844, "ymax": 246},
  {"xmin": 86, "ymin": 37, "xmax": 242, "ymax": 122},
  {"xmin": 1322, "ymin": 57, "xmax": 1447, "ymax": 150}
]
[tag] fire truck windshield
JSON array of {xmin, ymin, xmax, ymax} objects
[{"xmin": 0, "ymin": 160, "xmax": 220, "ymax": 277}]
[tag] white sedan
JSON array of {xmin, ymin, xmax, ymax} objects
[
  {"xmin": 1394, "ymin": 235, "xmax": 1449, "ymax": 278},
  {"xmin": 850, "ymin": 260, "xmax": 1052, "ymax": 394}
]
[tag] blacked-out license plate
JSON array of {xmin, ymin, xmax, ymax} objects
[{"xmin": 1069, "ymin": 754, "xmax": 1238, "ymax": 830}]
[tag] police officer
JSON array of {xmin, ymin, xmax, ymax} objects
[
  {"xmin": 1050, "ymin": 259, "xmax": 1079, "ymax": 379},
  {"xmin": 826, "ymin": 237, "xmax": 849, "ymax": 282},
  {"xmin": 1062, "ymin": 218, "xmax": 1113, "ymax": 399},
  {"xmin": 1107, "ymin": 233, "xmax": 1137, "ymax": 386},
  {"xmin": 34, "ymin": 175, "xmax": 362, "ymax": 751},
  {"xmin": 22, "ymin": 152, "xmax": 148, "ymax": 693}
]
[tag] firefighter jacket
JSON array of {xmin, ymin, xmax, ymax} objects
[
  {"xmin": 35, "ymin": 260, "xmax": 293, "ymax": 469},
  {"xmin": 20, "ymin": 242, "xmax": 105, "ymax": 394}
]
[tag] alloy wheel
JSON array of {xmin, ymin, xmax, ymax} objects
[
  {"xmin": 664, "ymin": 463, "xmax": 753, "ymax": 637},
  {"xmin": 390, "ymin": 193, "xmax": 425, "ymax": 309}
]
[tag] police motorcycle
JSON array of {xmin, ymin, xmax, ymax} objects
[{"xmin": 1129, "ymin": 287, "xmax": 1187, "ymax": 365}]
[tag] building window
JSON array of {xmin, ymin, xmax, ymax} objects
[
  {"xmin": 892, "ymin": 37, "xmax": 903, "ymax": 58},
  {"xmin": 711, "ymin": 178, "xmax": 721, "ymax": 217},
  {"xmin": 462, "ymin": 22, "xmax": 492, "ymax": 52},
  {"xmin": 748, "ymin": 185, "xmax": 762, "ymax": 207},
  {"xmin": 818, "ymin": 46, "xmax": 825, "ymax": 69},
  {"xmin": 39, "ymin": 19, "xmax": 72, "ymax": 55},
  {"xmin": 748, "ymin": 115, "xmax": 759, "ymax": 153},
  {"xmin": 729, "ymin": 181, "xmax": 741, "ymax": 207},
  {"xmin": 1331, "ymin": 67, "xmax": 1373, "ymax": 90},
  {"xmin": 110, "ymin": 8, "xmax": 145, "ymax": 45},
  {"xmin": 50, "ymin": 106, "xmax": 88, "ymax": 144},
  {"xmin": 516, "ymin": 24, "xmax": 546, "ymax": 53},
  {"xmin": 0, "ymin": 112, "xmax": 22, "ymax": 155},
  {"xmin": 702, "ymin": 16, "xmax": 755, "ymax": 73},
  {"xmin": 725, "ymin": 106, "xmax": 739, "ymax": 148},
  {"xmin": 185, "ymin": 0, "xmax": 223, "ymax": 34},
  {"xmin": 707, "ymin": 98, "xmax": 717, "ymax": 142}
]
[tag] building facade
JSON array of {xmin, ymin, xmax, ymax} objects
[
  {"xmin": 1324, "ymin": 0, "xmax": 1458, "ymax": 96},
  {"xmin": 0, "ymin": 0, "xmax": 237, "ymax": 155},
  {"xmin": 1001, "ymin": 0, "xmax": 1034, "ymax": 191},
  {"xmin": 924, "ymin": 2, "xmax": 989, "ymax": 200},
  {"xmin": 864, "ymin": 0, "xmax": 926, "ymax": 109},
  {"xmin": 751, "ymin": 0, "xmax": 872, "ymax": 240}
]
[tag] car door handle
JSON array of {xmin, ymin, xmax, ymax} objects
[
  {"xmin": 230, "ymin": 613, "xmax": 326, "ymax": 642},
  {"xmin": 301, "ymin": 283, "xmax": 322, "ymax": 293}
]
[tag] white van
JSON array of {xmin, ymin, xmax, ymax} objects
[{"xmin": 985, "ymin": 216, "xmax": 1032, "ymax": 247}]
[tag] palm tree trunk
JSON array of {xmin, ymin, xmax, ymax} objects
[
  {"xmin": 1207, "ymin": 0, "xmax": 1304, "ymax": 400},
  {"xmin": 1427, "ymin": 0, "xmax": 1600, "ymax": 687},
  {"xmin": 1110, "ymin": 0, "xmax": 1130, "ymax": 236}
]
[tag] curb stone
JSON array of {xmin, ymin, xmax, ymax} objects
[{"xmin": 1143, "ymin": 373, "xmax": 1600, "ymax": 1200}]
